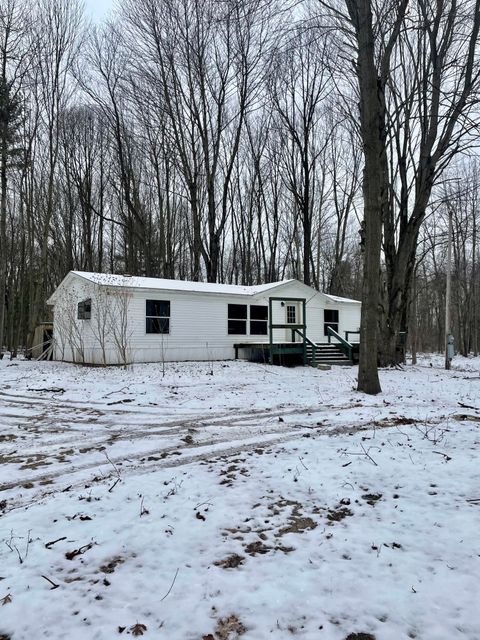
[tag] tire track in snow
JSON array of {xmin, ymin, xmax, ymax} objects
[{"xmin": 0, "ymin": 397, "xmax": 387, "ymax": 459}]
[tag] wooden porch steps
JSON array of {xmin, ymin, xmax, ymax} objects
[{"xmin": 306, "ymin": 343, "xmax": 353, "ymax": 366}]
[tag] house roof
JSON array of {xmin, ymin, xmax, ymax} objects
[
  {"xmin": 69, "ymin": 271, "xmax": 296, "ymax": 297},
  {"xmin": 47, "ymin": 271, "xmax": 361, "ymax": 305},
  {"xmin": 324, "ymin": 293, "xmax": 361, "ymax": 304}
]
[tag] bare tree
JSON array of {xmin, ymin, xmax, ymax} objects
[
  {"xmin": 268, "ymin": 27, "xmax": 331, "ymax": 286},
  {"xmin": 0, "ymin": 0, "xmax": 30, "ymax": 352},
  {"xmin": 108, "ymin": 289, "xmax": 133, "ymax": 366},
  {"xmin": 338, "ymin": 0, "xmax": 408, "ymax": 393},
  {"xmin": 27, "ymin": 0, "xmax": 83, "ymax": 349},
  {"xmin": 379, "ymin": 0, "xmax": 480, "ymax": 365}
]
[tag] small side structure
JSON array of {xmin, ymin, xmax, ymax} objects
[
  {"xmin": 46, "ymin": 271, "xmax": 361, "ymax": 366},
  {"xmin": 31, "ymin": 322, "xmax": 54, "ymax": 360}
]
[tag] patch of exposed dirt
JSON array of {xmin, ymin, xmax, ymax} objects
[
  {"xmin": 362, "ymin": 493, "xmax": 382, "ymax": 506},
  {"xmin": 244, "ymin": 540, "xmax": 271, "ymax": 555},
  {"xmin": 100, "ymin": 556, "xmax": 125, "ymax": 574},
  {"xmin": 327, "ymin": 506, "xmax": 353, "ymax": 523},
  {"xmin": 19, "ymin": 454, "xmax": 53, "ymax": 470},
  {"xmin": 452, "ymin": 414, "xmax": 480, "ymax": 422},
  {"xmin": 0, "ymin": 455, "xmax": 19, "ymax": 466},
  {"xmin": 345, "ymin": 634, "xmax": 376, "ymax": 640},
  {"xmin": 270, "ymin": 497, "xmax": 319, "ymax": 536},
  {"xmin": 223, "ymin": 526, "xmax": 252, "ymax": 539},
  {"xmin": 279, "ymin": 515, "xmax": 317, "ymax": 535},
  {"xmin": 214, "ymin": 554, "xmax": 245, "ymax": 569},
  {"xmin": 0, "ymin": 434, "xmax": 16, "ymax": 442},
  {"xmin": 222, "ymin": 496, "xmax": 319, "ymax": 557},
  {"xmin": 79, "ymin": 445, "xmax": 105, "ymax": 454},
  {"xmin": 389, "ymin": 416, "xmax": 416, "ymax": 426}
]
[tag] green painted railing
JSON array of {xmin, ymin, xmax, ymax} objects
[
  {"xmin": 327, "ymin": 326, "xmax": 353, "ymax": 361},
  {"xmin": 293, "ymin": 328, "xmax": 317, "ymax": 366},
  {"xmin": 345, "ymin": 330, "xmax": 360, "ymax": 342},
  {"xmin": 268, "ymin": 296, "xmax": 307, "ymax": 364}
]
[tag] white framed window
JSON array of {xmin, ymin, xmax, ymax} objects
[
  {"xmin": 228, "ymin": 304, "xmax": 247, "ymax": 334},
  {"xmin": 286, "ymin": 304, "xmax": 296, "ymax": 324},
  {"xmin": 78, "ymin": 299, "xmax": 91, "ymax": 320},
  {"xmin": 250, "ymin": 305, "xmax": 268, "ymax": 335},
  {"xmin": 146, "ymin": 299, "xmax": 170, "ymax": 334}
]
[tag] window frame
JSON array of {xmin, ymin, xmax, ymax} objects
[
  {"xmin": 228, "ymin": 303, "xmax": 247, "ymax": 335},
  {"xmin": 286, "ymin": 304, "xmax": 297, "ymax": 325},
  {"xmin": 146, "ymin": 299, "xmax": 170, "ymax": 334},
  {"xmin": 324, "ymin": 309, "xmax": 339, "ymax": 336},
  {"xmin": 77, "ymin": 298, "xmax": 92, "ymax": 320},
  {"xmin": 249, "ymin": 305, "xmax": 268, "ymax": 335}
]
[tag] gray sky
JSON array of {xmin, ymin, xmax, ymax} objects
[{"xmin": 84, "ymin": 0, "xmax": 115, "ymax": 22}]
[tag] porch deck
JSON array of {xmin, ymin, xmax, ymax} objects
[
  {"xmin": 234, "ymin": 340, "xmax": 359, "ymax": 366},
  {"xmin": 234, "ymin": 341, "xmax": 306, "ymax": 366}
]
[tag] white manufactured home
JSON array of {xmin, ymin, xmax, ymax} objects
[{"xmin": 46, "ymin": 271, "xmax": 361, "ymax": 366}]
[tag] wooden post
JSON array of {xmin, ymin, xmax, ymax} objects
[
  {"xmin": 302, "ymin": 299, "xmax": 307, "ymax": 365},
  {"xmin": 268, "ymin": 297, "xmax": 273, "ymax": 364},
  {"xmin": 411, "ymin": 271, "xmax": 417, "ymax": 365}
]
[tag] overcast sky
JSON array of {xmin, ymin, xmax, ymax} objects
[{"xmin": 84, "ymin": 0, "xmax": 115, "ymax": 22}]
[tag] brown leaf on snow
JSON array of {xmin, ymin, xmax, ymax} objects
[
  {"xmin": 214, "ymin": 554, "xmax": 245, "ymax": 569},
  {"xmin": 130, "ymin": 623, "xmax": 147, "ymax": 636},
  {"xmin": 1, "ymin": 594, "xmax": 12, "ymax": 605},
  {"xmin": 100, "ymin": 556, "xmax": 125, "ymax": 574},
  {"xmin": 202, "ymin": 636, "xmax": 215, "ymax": 640},
  {"xmin": 215, "ymin": 614, "xmax": 246, "ymax": 640}
]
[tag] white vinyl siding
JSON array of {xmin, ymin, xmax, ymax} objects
[{"xmin": 50, "ymin": 274, "xmax": 361, "ymax": 364}]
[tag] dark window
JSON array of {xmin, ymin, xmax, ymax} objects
[
  {"xmin": 228, "ymin": 319, "xmax": 247, "ymax": 334},
  {"xmin": 78, "ymin": 299, "xmax": 91, "ymax": 320},
  {"xmin": 250, "ymin": 305, "xmax": 268, "ymax": 320},
  {"xmin": 250, "ymin": 320, "xmax": 268, "ymax": 335},
  {"xmin": 228, "ymin": 304, "xmax": 247, "ymax": 334},
  {"xmin": 286, "ymin": 305, "xmax": 296, "ymax": 324},
  {"xmin": 324, "ymin": 309, "xmax": 339, "ymax": 336},
  {"xmin": 146, "ymin": 299, "xmax": 170, "ymax": 317},
  {"xmin": 146, "ymin": 299, "xmax": 170, "ymax": 334},
  {"xmin": 228, "ymin": 304, "xmax": 247, "ymax": 319},
  {"xmin": 250, "ymin": 305, "xmax": 268, "ymax": 335}
]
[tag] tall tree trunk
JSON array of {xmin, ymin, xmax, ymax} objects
[
  {"xmin": 346, "ymin": 0, "xmax": 392, "ymax": 394},
  {"xmin": 0, "ymin": 121, "xmax": 7, "ymax": 351}
]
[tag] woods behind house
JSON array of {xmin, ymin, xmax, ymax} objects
[{"xmin": 1, "ymin": 0, "xmax": 480, "ymax": 365}]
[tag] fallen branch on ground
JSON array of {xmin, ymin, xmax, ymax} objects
[
  {"xmin": 108, "ymin": 478, "xmax": 121, "ymax": 493},
  {"xmin": 458, "ymin": 401, "xmax": 480, "ymax": 412},
  {"xmin": 65, "ymin": 542, "xmax": 94, "ymax": 560},
  {"xmin": 45, "ymin": 537, "xmax": 67, "ymax": 549},
  {"xmin": 41, "ymin": 575, "xmax": 59, "ymax": 590},
  {"xmin": 160, "ymin": 568, "xmax": 179, "ymax": 602},
  {"xmin": 432, "ymin": 451, "xmax": 452, "ymax": 462},
  {"xmin": 104, "ymin": 386, "xmax": 129, "ymax": 397}
]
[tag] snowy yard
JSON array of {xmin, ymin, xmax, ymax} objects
[{"xmin": 0, "ymin": 356, "xmax": 480, "ymax": 640}]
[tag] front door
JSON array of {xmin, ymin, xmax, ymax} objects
[
  {"xmin": 324, "ymin": 309, "xmax": 339, "ymax": 336},
  {"xmin": 286, "ymin": 302, "xmax": 301, "ymax": 341}
]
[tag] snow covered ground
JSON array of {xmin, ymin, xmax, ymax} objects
[{"xmin": 0, "ymin": 355, "xmax": 479, "ymax": 640}]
